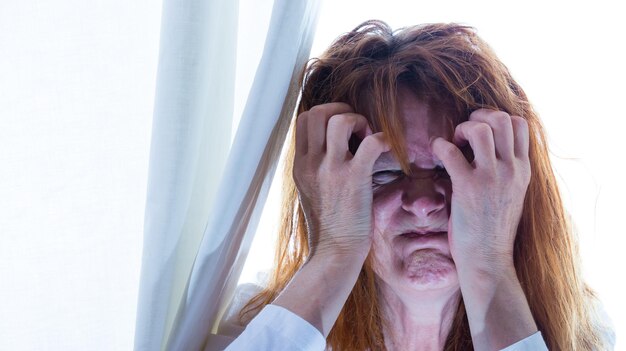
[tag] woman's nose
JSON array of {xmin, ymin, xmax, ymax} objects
[{"xmin": 400, "ymin": 180, "xmax": 446, "ymax": 218}]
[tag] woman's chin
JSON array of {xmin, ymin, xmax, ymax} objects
[{"xmin": 399, "ymin": 249, "xmax": 458, "ymax": 291}]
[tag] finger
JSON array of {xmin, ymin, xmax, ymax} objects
[
  {"xmin": 469, "ymin": 109, "xmax": 515, "ymax": 161},
  {"xmin": 453, "ymin": 121, "xmax": 496, "ymax": 168},
  {"xmin": 351, "ymin": 132, "xmax": 391, "ymax": 174},
  {"xmin": 430, "ymin": 137, "xmax": 472, "ymax": 180},
  {"xmin": 326, "ymin": 113, "xmax": 371, "ymax": 162},
  {"xmin": 510, "ymin": 115, "xmax": 530, "ymax": 160},
  {"xmin": 295, "ymin": 112, "xmax": 308, "ymax": 156},
  {"xmin": 307, "ymin": 103, "xmax": 354, "ymax": 154}
]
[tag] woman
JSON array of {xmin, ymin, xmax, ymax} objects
[{"xmin": 220, "ymin": 20, "xmax": 614, "ymax": 350}]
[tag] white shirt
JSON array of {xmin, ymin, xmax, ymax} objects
[
  {"xmin": 220, "ymin": 304, "xmax": 548, "ymax": 351},
  {"xmin": 208, "ymin": 282, "xmax": 614, "ymax": 351}
]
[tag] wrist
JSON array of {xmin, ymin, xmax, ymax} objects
[
  {"xmin": 457, "ymin": 265, "xmax": 519, "ymax": 305},
  {"xmin": 305, "ymin": 246, "xmax": 369, "ymax": 273},
  {"xmin": 273, "ymin": 249, "xmax": 366, "ymax": 337},
  {"xmin": 458, "ymin": 264, "xmax": 537, "ymax": 350},
  {"xmin": 455, "ymin": 252, "xmax": 515, "ymax": 283},
  {"xmin": 308, "ymin": 237, "xmax": 371, "ymax": 265}
]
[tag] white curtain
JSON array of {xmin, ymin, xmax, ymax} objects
[
  {"xmin": 133, "ymin": 0, "xmax": 321, "ymax": 350},
  {"xmin": 2, "ymin": 1, "xmax": 624, "ymax": 350}
]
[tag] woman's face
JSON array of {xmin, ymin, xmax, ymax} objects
[{"xmin": 370, "ymin": 88, "xmax": 458, "ymax": 296}]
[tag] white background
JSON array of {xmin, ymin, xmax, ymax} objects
[
  {"xmin": 242, "ymin": 0, "xmax": 626, "ymax": 349},
  {"xmin": 1, "ymin": 0, "xmax": 624, "ymax": 350},
  {"xmin": 0, "ymin": 1, "xmax": 159, "ymax": 349}
]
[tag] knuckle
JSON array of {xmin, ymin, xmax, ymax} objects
[
  {"xmin": 364, "ymin": 133, "xmax": 379, "ymax": 145},
  {"xmin": 307, "ymin": 114, "xmax": 327, "ymax": 131},
  {"xmin": 473, "ymin": 123, "xmax": 492, "ymax": 136},
  {"xmin": 471, "ymin": 109, "xmax": 510, "ymax": 123},
  {"xmin": 296, "ymin": 112, "xmax": 309, "ymax": 125},
  {"xmin": 308, "ymin": 105, "xmax": 326, "ymax": 116},
  {"xmin": 361, "ymin": 133, "xmax": 384, "ymax": 151},
  {"xmin": 492, "ymin": 111, "xmax": 511, "ymax": 120},
  {"xmin": 492, "ymin": 112, "xmax": 511, "ymax": 126},
  {"xmin": 440, "ymin": 142, "xmax": 457, "ymax": 159},
  {"xmin": 328, "ymin": 113, "xmax": 353, "ymax": 128},
  {"xmin": 469, "ymin": 108, "xmax": 487, "ymax": 118},
  {"xmin": 326, "ymin": 115, "xmax": 340, "ymax": 130},
  {"xmin": 312, "ymin": 113, "xmax": 327, "ymax": 125},
  {"xmin": 512, "ymin": 115, "xmax": 528, "ymax": 129}
]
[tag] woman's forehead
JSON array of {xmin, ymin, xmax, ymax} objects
[
  {"xmin": 398, "ymin": 91, "xmax": 452, "ymax": 140},
  {"xmin": 370, "ymin": 90, "xmax": 450, "ymax": 170},
  {"xmin": 373, "ymin": 148, "xmax": 440, "ymax": 170}
]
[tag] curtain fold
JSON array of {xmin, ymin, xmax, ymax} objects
[
  {"xmin": 134, "ymin": 0, "xmax": 321, "ymax": 350},
  {"xmin": 133, "ymin": 0, "xmax": 239, "ymax": 350},
  {"xmin": 165, "ymin": 0, "xmax": 320, "ymax": 349}
]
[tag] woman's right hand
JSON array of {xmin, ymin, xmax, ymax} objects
[
  {"xmin": 271, "ymin": 103, "xmax": 389, "ymax": 336},
  {"xmin": 293, "ymin": 102, "xmax": 390, "ymax": 261}
]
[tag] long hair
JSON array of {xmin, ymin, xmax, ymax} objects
[{"xmin": 239, "ymin": 20, "xmax": 607, "ymax": 350}]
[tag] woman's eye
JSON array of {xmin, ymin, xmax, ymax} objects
[{"xmin": 372, "ymin": 170, "xmax": 403, "ymax": 186}]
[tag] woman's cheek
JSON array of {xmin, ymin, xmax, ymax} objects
[{"xmin": 372, "ymin": 186, "xmax": 402, "ymax": 234}]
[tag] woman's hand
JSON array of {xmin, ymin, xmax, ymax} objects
[
  {"xmin": 430, "ymin": 109, "xmax": 531, "ymax": 278},
  {"xmin": 293, "ymin": 102, "xmax": 390, "ymax": 261},
  {"xmin": 431, "ymin": 109, "xmax": 537, "ymax": 350},
  {"xmin": 272, "ymin": 102, "xmax": 389, "ymax": 337}
]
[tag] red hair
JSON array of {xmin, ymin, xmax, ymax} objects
[{"xmin": 240, "ymin": 20, "xmax": 608, "ymax": 350}]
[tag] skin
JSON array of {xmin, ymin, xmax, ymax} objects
[
  {"xmin": 273, "ymin": 87, "xmax": 538, "ymax": 350},
  {"xmin": 370, "ymin": 89, "xmax": 458, "ymax": 350}
]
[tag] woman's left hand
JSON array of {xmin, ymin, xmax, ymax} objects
[
  {"xmin": 430, "ymin": 108, "xmax": 531, "ymax": 278},
  {"xmin": 431, "ymin": 109, "xmax": 538, "ymax": 349}
]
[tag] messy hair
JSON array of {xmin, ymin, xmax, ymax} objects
[{"xmin": 240, "ymin": 20, "xmax": 607, "ymax": 350}]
